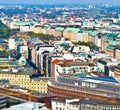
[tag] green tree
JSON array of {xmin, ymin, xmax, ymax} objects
[
  {"xmin": 29, "ymin": 32, "xmax": 54, "ymax": 40},
  {"xmin": 72, "ymin": 41, "xmax": 94, "ymax": 46},
  {"xmin": 0, "ymin": 20, "xmax": 19, "ymax": 38}
]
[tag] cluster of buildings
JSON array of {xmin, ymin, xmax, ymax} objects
[
  {"xmin": 0, "ymin": 32, "xmax": 120, "ymax": 108},
  {"xmin": 0, "ymin": 4, "xmax": 120, "ymax": 109},
  {"xmin": 2, "ymin": 13, "xmax": 120, "ymax": 56},
  {"xmin": 0, "ymin": 35, "xmax": 120, "ymax": 109},
  {"xmin": 48, "ymin": 74, "xmax": 120, "ymax": 101}
]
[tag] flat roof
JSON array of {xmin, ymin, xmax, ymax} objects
[
  {"xmin": 76, "ymin": 76, "xmax": 120, "ymax": 84},
  {"xmin": 31, "ymin": 77, "xmax": 54, "ymax": 82},
  {"xmin": 12, "ymin": 21, "xmax": 37, "ymax": 26},
  {"xmin": 4, "ymin": 102, "xmax": 48, "ymax": 110},
  {"xmin": 58, "ymin": 62, "xmax": 95, "ymax": 67},
  {"xmin": 0, "ymin": 67, "xmax": 33, "ymax": 75},
  {"xmin": 64, "ymin": 28, "xmax": 80, "ymax": 33}
]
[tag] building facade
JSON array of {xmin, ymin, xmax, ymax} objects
[
  {"xmin": 48, "ymin": 75, "xmax": 120, "ymax": 102},
  {"xmin": 51, "ymin": 98, "xmax": 120, "ymax": 110},
  {"xmin": 0, "ymin": 71, "xmax": 51, "ymax": 93},
  {"xmin": 0, "ymin": 95, "xmax": 7, "ymax": 109}
]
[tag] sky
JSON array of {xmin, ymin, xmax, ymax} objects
[{"xmin": 0, "ymin": 0, "xmax": 120, "ymax": 5}]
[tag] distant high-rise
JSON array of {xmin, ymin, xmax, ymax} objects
[
  {"xmin": 88, "ymin": 5, "xmax": 97, "ymax": 18},
  {"xmin": 116, "ymin": 9, "xmax": 120, "ymax": 19}
]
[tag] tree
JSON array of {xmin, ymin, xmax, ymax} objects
[
  {"xmin": 29, "ymin": 32, "xmax": 54, "ymax": 40},
  {"xmin": 0, "ymin": 20, "xmax": 19, "ymax": 38},
  {"xmin": 72, "ymin": 41, "xmax": 94, "ymax": 46}
]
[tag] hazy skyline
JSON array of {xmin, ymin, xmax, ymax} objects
[{"xmin": 0, "ymin": 0, "xmax": 120, "ymax": 5}]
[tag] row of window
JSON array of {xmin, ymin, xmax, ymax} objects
[
  {"xmin": 0, "ymin": 74, "xmax": 29, "ymax": 78},
  {"xmin": 54, "ymin": 104, "xmax": 120, "ymax": 110},
  {"xmin": 51, "ymin": 81, "xmax": 120, "ymax": 98}
]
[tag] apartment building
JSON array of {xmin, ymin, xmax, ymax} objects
[
  {"xmin": 105, "ymin": 45, "xmax": 116, "ymax": 57},
  {"xmin": 114, "ymin": 67, "xmax": 120, "ymax": 78},
  {"xmin": 55, "ymin": 61, "xmax": 99, "ymax": 75},
  {"xmin": 19, "ymin": 45, "xmax": 29, "ymax": 59},
  {"xmin": 0, "ymin": 68, "xmax": 51, "ymax": 93},
  {"xmin": 63, "ymin": 28, "xmax": 80, "ymax": 42},
  {"xmin": 97, "ymin": 57, "xmax": 119, "ymax": 75}
]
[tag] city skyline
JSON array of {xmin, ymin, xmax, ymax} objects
[
  {"xmin": 0, "ymin": 1, "xmax": 120, "ymax": 109},
  {"xmin": 0, "ymin": 0, "xmax": 120, "ymax": 5}
]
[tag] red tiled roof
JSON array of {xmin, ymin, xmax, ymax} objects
[
  {"xmin": 58, "ymin": 60, "xmax": 73, "ymax": 67},
  {"xmin": 52, "ymin": 59, "xmax": 62, "ymax": 65},
  {"xmin": 62, "ymin": 60, "xmax": 73, "ymax": 65},
  {"xmin": 52, "ymin": 59, "xmax": 73, "ymax": 65}
]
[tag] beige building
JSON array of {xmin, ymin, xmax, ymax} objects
[
  {"xmin": 63, "ymin": 28, "xmax": 80, "ymax": 42},
  {"xmin": 32, "ymin": 27, "xmax": 63, "ymax": 37},
  {"xmin": 0, "ymin": 71, "xmax": 52, "ymax": 93},
  {"xmin": 115, "ymin": 49, "xmax": 120, "ymax": 59},
  {"xmin": 32, "ymin": 27, "xmax": 45, "ymax": 34},
  {"xmin": 63, "ymin": 31, "xmax": 78, "ymax": 41},
  {"xmin": 105, "ymin": 46, "xmax": 115, "ymax": 58},
  {"xmin": 99, "ymin": 20, "xmax": 111, "ymax": 27},
  {"xmin": 114, "ymin": 68, "xmax": 120, "ymax": 78},
  {"xmin": 45, "ymin": 29, "xmax": 63, "ymax": 37},
  {"xmin": 83, "ymin": 32, "xmax": 90, "ymax": 42}
]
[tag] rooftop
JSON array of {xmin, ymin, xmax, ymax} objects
[
  {"xmin": 108, "ymin": 40, "xmax": 120, "ymax": 46},
  {"xmin": 70, "ymin": 98, "xmax": 120, "ymax": 105},
  {"xmin": 59, "ymin": 74, "xmax": 120, "ymax": 85},
  {"xmin": 58, "ymin": 62, "xmax": 95, "ymax": 67},
  {"xmin": 76, "ymin": 76, "xmax": 120, "ymax": 84},
  {"xmin": 4, "ymin": 102, "xmax": 48, "ymax": 110},
  {"xmin": 31, "ymin": 77, "xmax": 54, "ymax": 82},
  {"xmin": 51, "ymin": 59, "xmax": 62, "ymax": 65},
  {"xmin": 106, "ymin": 33, "xmax": 119, "ymax": 39},
  {"xmin": 55, "ymin": 27, "xmax": 64, "ymax": 31},
  {"xmin": 88, "ymin": 31, "xmax": 100, "ymax": 36},
  {"xmin": 106, "ymin": 45, "xmax": 116, "ymax": 50},
  {"xmin": 0, "ymin": 66, "xmax": 34, "ymax": 75},
  {"xmin": 12, "ymin": 21, "xmax": 37, "ymax": 26},
  {"xmin": 64, "ymin": 27, "xmax": 80, "ymax": 33}
]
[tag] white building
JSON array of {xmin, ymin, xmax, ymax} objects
[
  {"xmin": 8, "ymin": 38, "xmax": 17, "ymax": 50},
  {"xmin": 20, "ymin": 46, "xmax": 29, "ymax": 59},
  {"xmin": 51, "ymin": 98, "xmax": 120, "ymax": 110},
  {"xmin": 4, "ymin": 102, "xmax": 48, "ymax": 110},
  {"xmin": 20, "ymin": 25, "xmax": 34, "ymax": 32},
  {"xmin": 87, "ymin": 53, "xmax": 109, "ymax": 61},
  {"xmin": 52, "ymin": 98, "xmax": 80, "ymax": 110},
  {"xmin": 71, "ymin": 45, "xmax": 90, "ymax": 54},
  {"xmin": 55, "ymin": 61, "xmax": 99, "ymax": 75},
  {"xmin": 97, "ymin": 57, "xmax": 120, "ymax": 75}
]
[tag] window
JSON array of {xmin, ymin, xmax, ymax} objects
[{"xmin": 59, "ymin": 108, "xmax": 62, "ymax": 110}]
